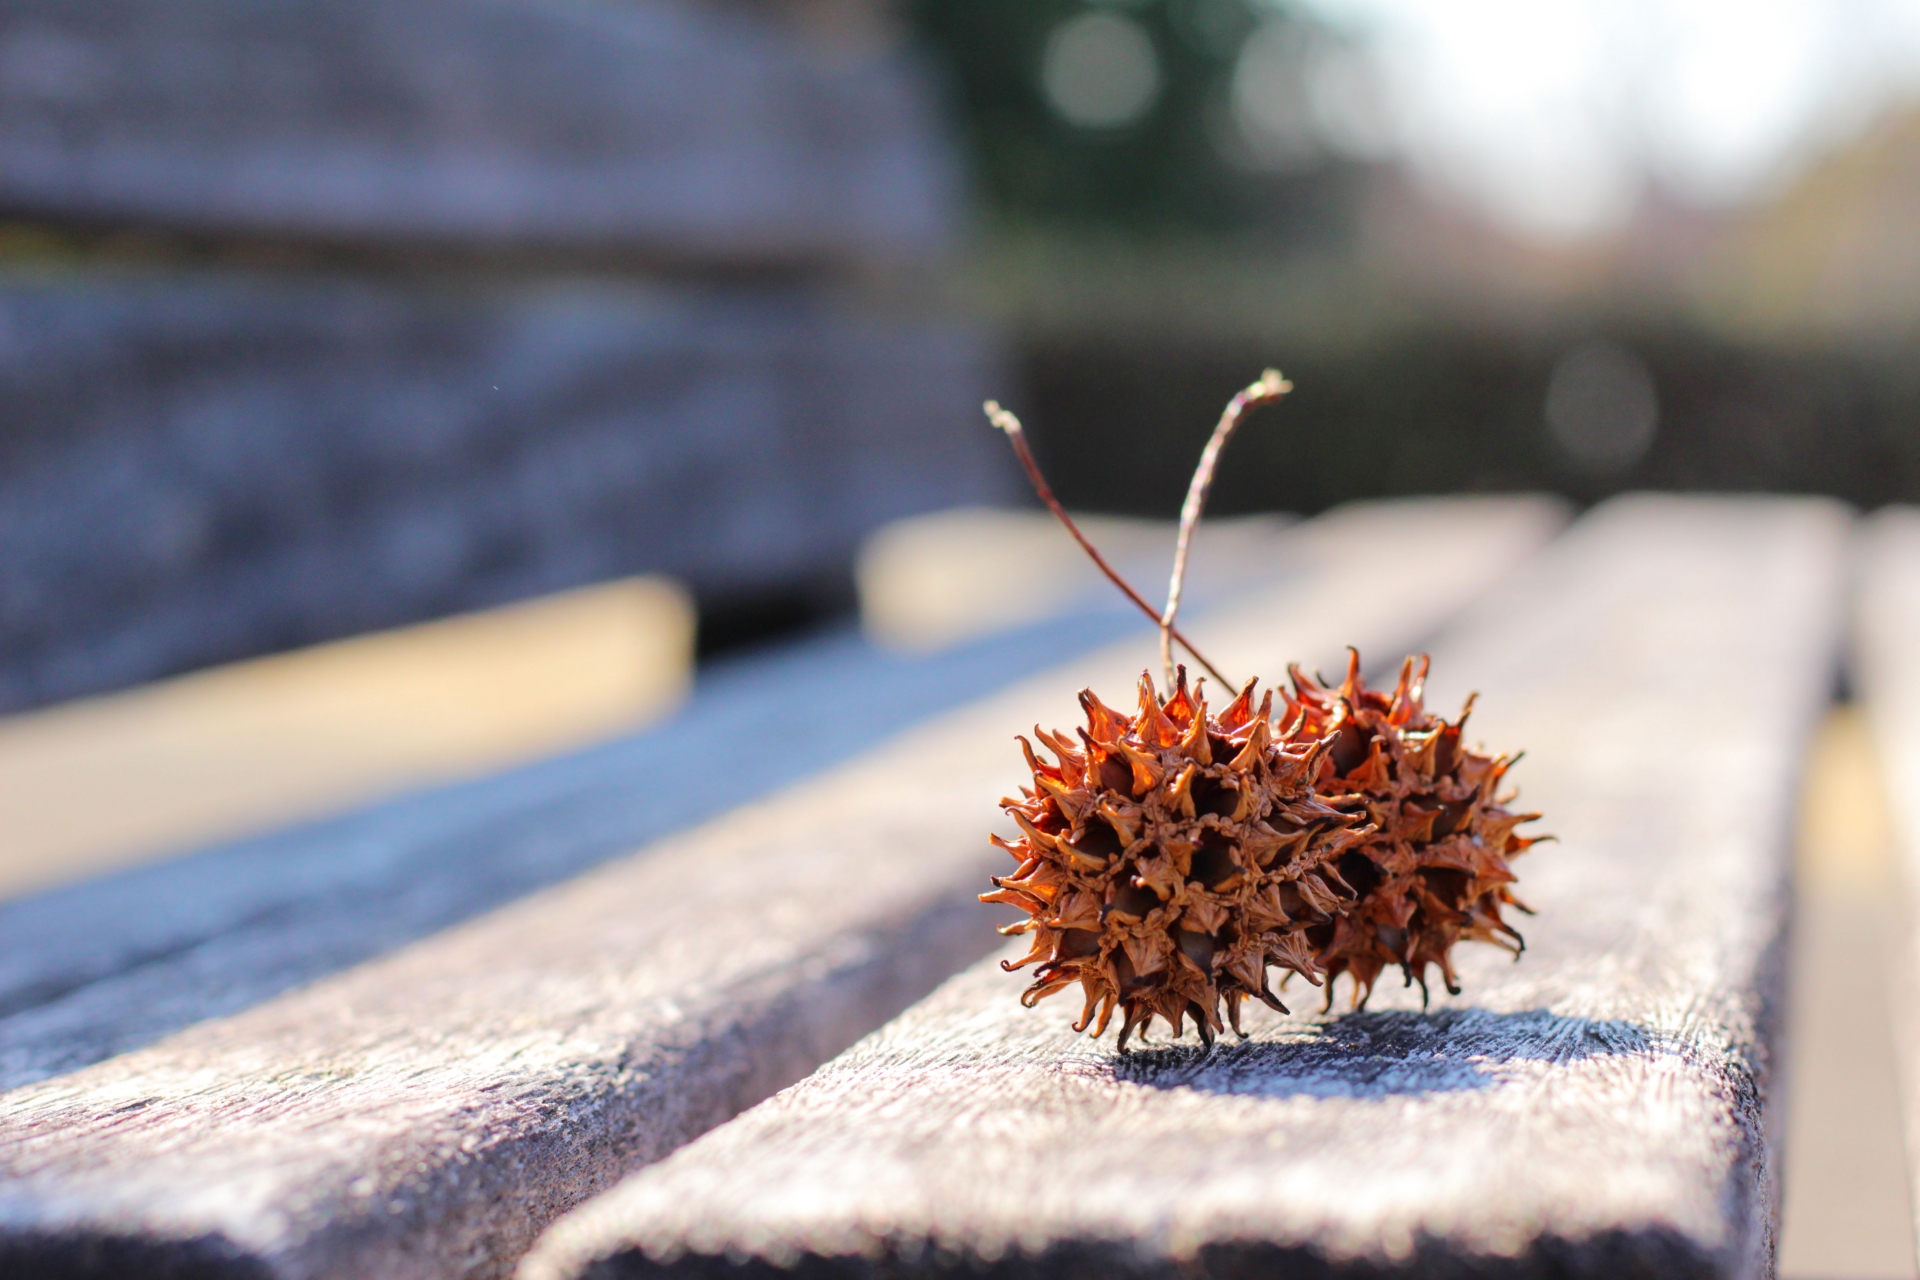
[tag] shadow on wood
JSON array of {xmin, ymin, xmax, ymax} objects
[{"xmin": 1113, "ymin": 1008, "xmax": 1652, "ymax": 1100}]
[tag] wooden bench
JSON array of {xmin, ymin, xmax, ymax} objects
[
  {"xmin": 0, "ymin": 506, "xmax": 1315, "ymax": 1082},
  {"xmin": 856, "ymin": 511, "xmax": 1296, "ymax": 653},
  {"xmin": 519, "ymin": 494, "xmax": 1849, "ymax": 1280},
  {"xmin": 0, "ymin": 497, "xmax": 1559, "ymax": 1278},
  {"xmin": 1, "ymin": 511, "xmax": 1290, "ymax": 902},
  {"xmin": 0, "ymin": 555, "xmax": 1137, "ymax": 1092}
]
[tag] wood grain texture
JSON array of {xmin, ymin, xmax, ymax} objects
[
  {"xmin": 0, "ymin": 593, "xmax": 1145, "ymax": 1093},
  {"xmin": 1851, "ymin": 505, "xmax": 1920, "ymax": 1266},
  {"xmin": 522, "ymin": 494, "xmax": 1850, "ymax": 1280},
  {"xmin": 0, "ymin": 498, "xmax": 1564, "ymax": 1280}
]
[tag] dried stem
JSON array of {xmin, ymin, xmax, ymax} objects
[
  {"xmin": 1159, "ymin": 369, "xmax": 1291, "ymax": 688},
  {"xmin": 984, "ymin": 401, "xmax": 1232, "ymax": 688}
]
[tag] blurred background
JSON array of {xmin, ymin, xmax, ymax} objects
[
  {"xmin": 923, "ymin": 0, "xmax": 1920, "ymax": 518},
  {"xmin": 6, "ymin": 0, "xmax": 1920, "ymax": 706},
  {"xmin": 2, "ymin": 1, "xmax": 1920, "ymax": 1275}
]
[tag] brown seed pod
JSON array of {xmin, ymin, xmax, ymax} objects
[
  {"xmin": 979, "ymin": 376, "xmax": 1544, "ymax": 1044},
  {"xmin": 1284, "ymin": 650, "xmax": 1544, "ymax": 1010},
  {"xmin": 984, "ymin": 666, "xmax": 1368, "ymax": 1049}
]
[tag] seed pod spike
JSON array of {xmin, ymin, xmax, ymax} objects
[
  {"xmin": 1224, "ymin": 991, "xmax": 1246, "ymax": 1038},
  {"xmin": 1256, "ymin": 968, "xmax": 1290, "ymax": 1014},
  {"xmin": 1163, "ymin": 665, "xmax": 1200, "ymax": 730},
  {"xmin": 1072, "ymin": 984, "xmax": 1103, "ymax": 1034},
  {"xmin": 1389, "ymin": 655, "xmax": 1420, "ymax": 725},
  {"xmin": 1090, "ymin": 990, "xmax": 1118, "ymax": 1037},
  {"xmin": 1228, "ymin": 720, "xmax": 1270, "ymax": 773},
  {"xmin": 1016, "ymin": 736, "xmax": 1052, "ymax": 781},
  {"xmin": 1217, "ymin": 678, "xmax": 1259, "ymax": 732},
  {"xmin": 1191, "ymin": 1004, "xmax": 1216, "ymax": 1051},
  {"xmin": 1010, "ymin": 812, "xmax": 1058, "ymax": 851},
  {"xmin": 1079, "ymin": 688, "xmax": 1132, "ymax": 745},
  {"xmin": 1179, "ymin": 701, "xmax": 1212, "ymax": 764},
  {"xmin": 1135, "ymin": 672, "xmax": 1180, "ymax": 746}
]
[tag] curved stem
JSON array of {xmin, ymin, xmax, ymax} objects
[
  {"xmin": 1159, "ymin": 369, "xmax": 1291, "ymax": 688},
  {"xmin": 985, "ymin": 402, "xmax": 1232, "ymax": 689}
]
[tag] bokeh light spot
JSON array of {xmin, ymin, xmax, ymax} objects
[
  {"xmin": 1544, "ymin": 340, "xmax": 1659, "ymax": 473},
  {"xmin": 1042, "ymin": 12, "xmax": 1162, "ymax": 131}
]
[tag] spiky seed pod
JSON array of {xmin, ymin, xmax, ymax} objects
[
  {"xmin": 984, "ymin": 667, "xmax": 1369, "ymax": 1050},
  {"xmin": 1283, "ymin": 651, "xmax": 1543, "ymax": 1010}
]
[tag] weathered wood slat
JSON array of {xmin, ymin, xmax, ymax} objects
[
  {"xmin": 13, "ymin": 503, "xmax": 1274, "ymax": 900},
  {"xmin": 0, "ymin": 498, "xmax": 1562, "ymax": 1280},
  {"xmin": 0, "ymin": 594, "xmax": 1135, "ymax": 1090},
  {"xmin": 521, "ymin": 494, "xmax": 1849, "ymax": 1280},
  {"xmin": 0, "ymin": 508, "xmax": 1313, "ymax": 1046},
  {"xmin": 1850, "ymin": 505, "xmax": 1920, "ymax": 1263},
  {"xmin": 0, "ymin": 511, "xmax": 1310, "ymax": 1089},
  {"xmin": 0, "ymin": 0, "xmax": 952, "ymax": 261},
  {"xmin": 1770, "ymin": 707, "xmax": 1914, "ymax": 1276},
  {"xmin": 0, "ymin": 274, "xmax": 1007, "ymax": 710}
]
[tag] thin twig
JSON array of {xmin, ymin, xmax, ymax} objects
[
  {"xmin": 1159, "ymin": 369, "xmax": 1291, "ymax": 688},
  {"xmin": 984, "ymin": 401, "xmax": 1233, "ymax": 688}
]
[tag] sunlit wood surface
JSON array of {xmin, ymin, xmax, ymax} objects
[
  {"xmin": 856, "ymin": 508, "xmax": 1295, "ymax": 652},
  {"xmin": 0, "ymin": 497, "xmax": 1563, "ymax": 1280},
  {"xmin": 1777, "ymin": 706, "xmax": 1917, "ymax": 1280},
  {"xmin": 524, "ymin": 496, "xmax": 1847, "ymax": 1280},
  {"xmin": 0, "ymin": 576, "xmax": 693, "ymax": 901},
  {"xmin": 1854, "ymin": 506, "xmax": 1920, "ymax": 1280}
]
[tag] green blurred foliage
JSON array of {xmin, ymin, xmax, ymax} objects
[
  {"xmin": 909, "ymin": 6, "xmax": 1920, "ymax": 516},
  {"xmin": 908, "ymin": 0, "xmax": 1348, "ymax": 234}
]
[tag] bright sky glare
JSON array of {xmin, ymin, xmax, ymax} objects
[{"xmin": 1289, "ymin": 0, "xmax": 1920, "ymax": 239}]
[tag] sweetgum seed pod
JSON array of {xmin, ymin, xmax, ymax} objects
[
  {"xmin": 979, "ymin": 384, "xmax": 1541, "ymax": 1044},
  {"xmin": 1285, "ymin": 651, "xmax": 1543, "ymax": 1011},
  {"xmin": 985, "ymin": 652, "xmax": 1544, "ymax": 1045},
  {"xmin": 984, "ymin": 665, "xmax": 1369, "ymax": 1050}
]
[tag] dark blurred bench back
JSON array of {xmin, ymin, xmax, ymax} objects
[
  {"xmin": 0, "ymin": 0, "xmax": 1010, "ymax": 712},
  {"xmin": 0, "ymin": 0, "xmax": 955, "ymax": 261}
]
